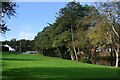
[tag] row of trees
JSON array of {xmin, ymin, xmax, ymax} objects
[
  {"xmin": 34, "ymin": 2, "xmax": 120, "ymax": 67},
  {"xmin": 1, "ymin": 1, "xmax": 119, "ymax": 67},
  {"xmin": 2, "ymin": 39, "xmax": 34, "ymax": 52}
]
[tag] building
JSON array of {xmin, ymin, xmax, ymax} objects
[{"xmin": 4, "ymin": 44, "xmax": 16, "ymax": 52}]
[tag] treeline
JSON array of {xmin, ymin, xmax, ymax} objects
[
  {"xmin": 34, "ymin": 2, "xmax": 120, "ymax": 67},
  {"xmin": 2, "ymin": 38, "xmax": 34, "ymax": 52}
]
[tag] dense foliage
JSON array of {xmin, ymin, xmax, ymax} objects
[
  {"xmin": 35, "ymin": 2, "xmax": 91, "ymax": 60},
  {"xmin": 34, "ymin": 2, "xmax": 120, "ymax": 67}
]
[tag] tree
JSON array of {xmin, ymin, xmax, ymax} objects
[
  {"xmin": 84, "ymin": 2, "xmax": 120, "ymax": 67},
  {"xmin": 52, "ymin": 30, "xmax": 71, "ymax": 58},
  {"xmin": 95, "ymin": 2, "xmax": 120, "ymax": 67},
  {"xmin": 71, "ymin": 6, "xmax": 98, "ymax": 62},
  {"xmin": 34, "ymin": 25, "xmax": 56, "ymax": 56},
  {"xmin": 0, "ymin": 1, "xmax": 17, "ymax": 34},
  {"xmin": 34, "ymin": 2, "xmax": 92, "ymax": 61},
  {"xmin": 56, "ymin": 2, "xmax": 90, "ymax": 61}
]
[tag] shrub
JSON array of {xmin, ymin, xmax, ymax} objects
[{"xmin": 80, "ymin": 57, "xmax": 91, "ymax": 63}]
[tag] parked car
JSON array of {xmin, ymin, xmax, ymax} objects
[{"xmin": 23, "ymin": 51, "xmax": 37, "ymax": 54}]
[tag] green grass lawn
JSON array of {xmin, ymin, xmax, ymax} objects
[{"xmin": 1, "ymin": 52, "xmax": 119, "ymax": 80}]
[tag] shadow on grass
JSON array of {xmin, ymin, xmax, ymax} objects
[
  {"xmin": 2, "ymin": 67, "xmax": 119, "ymax": 80},
  {"xmin": 2, "ymin": 58, "xmax": 36, "ymax": 61},
  {"xmin": 1, "ymin": 58, "xmax": 41, "ymax": 61}
]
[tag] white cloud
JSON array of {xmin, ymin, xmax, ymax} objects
[
  {"xmin": 15, "ymin": 25, "xmax": 37, "ymax": 40},
  {"xmin": 18, "ymin": 31, "xmax": 36, "ymax": 40},
  {"xmin": 9, "ymin": 25, "xmax": 35, "ymax": 40},
  {"xmin": 0, "ymin": 30, "xmax": 37, "ymax": 41}
]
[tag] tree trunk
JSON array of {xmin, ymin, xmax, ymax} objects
[
  {"xmin": 91, "ymin": 48, "xmax": 95, "ymax": 64},
  {"xmin": 77, "ymin": 47, "xmax": 80, "ymax": 55},
  {"xmin": 73, "ymin": 46, "xmax": 78, "ymax": 61},
  {"xmin": 110, "ymin": 46, "xmax": 113, "ymax": 57},
  {"xmin": 115, "ymin": 46, "xmax": 119, "ymax": 67},
  {"xmin": 70, "ymin": 26, "xmax": 78, "ymax": 61},
  {"xmin": 115, "ymin": 52, "xmax": 119, "ymax": 67},
  {"xmin": 77, "ymin": 48, "xmax": 80, "ymax": 61},
  {"xmin": 71, "ymin": 53, "xmax": 74, "ymax": 60},
  {"xmin": 19, "ymin": 41, "xmax": 21, "ymax": 53}
]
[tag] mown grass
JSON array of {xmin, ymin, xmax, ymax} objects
[{"xmin": 1, "ymin": 52, "xmax": 119, "ymax": 80}]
